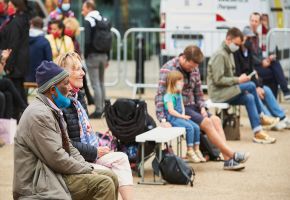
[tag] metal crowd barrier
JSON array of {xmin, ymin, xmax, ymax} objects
[
  {"xmin": 123, "ymin": 28, "xmax": 227, "ymax": 98},
  {"xmin": 266, "ymin": 28, "xmax": 290, "ymax": 85},
  {"xmin": 78, "ymin": 27, "xmax": 122, "ymax": 87}
]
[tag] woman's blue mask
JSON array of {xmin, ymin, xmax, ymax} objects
[{"xmin": 52, "ymin": 86, "xmax": 71, "ymax": 108}]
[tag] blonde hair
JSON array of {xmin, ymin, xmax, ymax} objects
[
  {"xmin": 166, "ymin": 71, "xmax": 184, "ymax": 94},
  {"xmin": 63, "ymin": 17, "xmax": 80, "ymax": 36},
  {"xmin": 55, "ymin": 52, "xmax": 82, "ymax": 70}
]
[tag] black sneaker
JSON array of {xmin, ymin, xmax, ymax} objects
[
  {"xmin": 234, "ymin": 152, "xmax": 250, "ymax": 163},
  {"xmin": 89, "ymin": 111, "xmax": 103, "ymax": 119},
  {"xmin": 223, "ymin": 159, "xmax": 245, "ymax": 171}
]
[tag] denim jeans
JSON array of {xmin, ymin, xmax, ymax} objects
[
  {"xmin": 86, "ymin": 53, "xmax": 108, "ymax": 113},
  {"xmin": 165, "ymin": 94, "xmax": 200, "ymax": 146},
  {"xmin": 259, "ymin": 86, "xmax": 285, "ymax": 120},
  {"xmin": 226, "ymin": 82, "xmax": 262, "ymax": 133},
  {"xmin": 255, "ymin": 60, "xmax": 290, "ymax": 97}
]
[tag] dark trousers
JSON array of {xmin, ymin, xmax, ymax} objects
[
  {"xmin": 4, "ymin": 91, "xmax": 13, "ymax": 118},
  {"xmin": 0, "ymin": 91, "xmax": 5, "ymax": 118},
  {"xmin": 0, "ymin": 78, "xmax": 27, "ymax": 118},
  {"xmin": 255, "ymin": 60, "xmax": 290, "ymax": 97},
  {"xmin": 9, "ymin": 77, "xmax": 27, "ymax": 104}
]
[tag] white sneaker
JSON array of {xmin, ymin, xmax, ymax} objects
[
  {"xmin": 284, "ymin": 93, "xmax": 290, "ymax": 102},
  {"xmin": 186, "ymin": 150, "xmax": 201, "ymax": 163},
  {"xmin": 272, "ymin": 120, "xmax": 287, "ymax": 131},
  {"xmin": 283, "ymin": 118, "xmax": 290, "ymax": 129},
  {"xmin": 195, "ymin": 150, "xmax": 206, "ymax": 162}
]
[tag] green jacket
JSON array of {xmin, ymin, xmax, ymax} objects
[
  {"xmin": 13, "ymin": 93, "xmax": 93, "ymax": 199},
  {"xmin": 207, "ymin": 41, "xmax": 241, "ymax": 102}
]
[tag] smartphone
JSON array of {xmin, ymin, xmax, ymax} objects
[{"xmin": 248, "ymin": 71, "xmax": 256, "ymax": 78}]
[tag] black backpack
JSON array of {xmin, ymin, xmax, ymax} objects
[
  {"xmin": 104, "ymin": 98, "xmax": 156, "ymax": 143},
  {"xmin": 200, "ymin": 134, "xmax": 222, "ymax": 161},
  {"xmin": 92, "ymin": 16, "xmax": 112, "ymax": 52},
  {"xmin": 159, "ymin": 152, "xmax": 195, "ymax": 186}
]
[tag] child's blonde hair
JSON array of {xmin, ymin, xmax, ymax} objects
[{"xmin": 166, "ymin": 71, "xmax": 184, "ymax": 94}]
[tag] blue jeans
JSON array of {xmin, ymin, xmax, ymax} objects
[
  {"xmin": 259, "ymin": 86, "xmax": 285, "ymax": 120},
  {"xmin": 165, "ymin": 94, "xmax": 200, "ymax": 146},
  {"xmin": 226, "ymin": 82, "xmax": 262, "ymax": 133},
  {"xmin": 168, "ymin": 117, "xmax": 200, "ymax": 146}
]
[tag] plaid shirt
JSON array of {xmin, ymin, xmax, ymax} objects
[{"xmin": 155, "ymin": 57, "xmax": 205, "ymax": 121}]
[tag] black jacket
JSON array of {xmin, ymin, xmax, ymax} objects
[
  {"xmin": 233, "ymin": 45, "xmax": 263, "ymax": 88},
  {"xmin": 0, "ymin": 12, "xmax": 29, "ymax": 78},
  {"xmin": 62, "ymin": 91, "xmax": 98, "ymax": 162},
  {"xmin": 84, "ymin": 11, "xmax": 110, "ymax": 59},
  {"xmin": 249, "ymin": 34, "xmax": 264, "ymax": 67}
]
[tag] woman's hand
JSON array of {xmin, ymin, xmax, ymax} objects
[
  {"xmin": 1, "ymin": 49, "xmax": 12, "ymax": 62},
  {"xmin": 201, "ymin": 107, "xmax": 208, "ymax": 118},
  {"xmin": 97, "ymin": 146, "xmax": 110, "ymax": 158}
]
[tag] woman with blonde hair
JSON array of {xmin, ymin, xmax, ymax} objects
[
  {"xmin": 63, "ymin": 17, "xmax": 94, "ymax": 104},
  {"xmin": 55, "ymin": 52, "xmax": 134, "ymax": 200},
  {"xmin": 63, "ymin": 17, "xmax": 81, "ymax": 55}
]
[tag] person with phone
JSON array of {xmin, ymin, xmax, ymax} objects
[
  {"xmin": 234, "ymin": 27, "xmax": 290, "ymax": 131},
  {"xmin": 248, "ymin": 12, "xmax": 290, "ymax": 101},
  {"xmin": 207, "ymin": 27, "xmax": 279, "ymax": 144}
]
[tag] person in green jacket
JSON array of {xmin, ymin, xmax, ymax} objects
[{"xmin": 207, "ymin": 27, "xmax": 278, "ymax": 144}]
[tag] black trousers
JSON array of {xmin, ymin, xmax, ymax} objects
[
  {"xmin": 0, "ymin": 78, "xmax": 27, "ymax": 118},
  {"xmin": 0, "ymin": 91, "xmax": 5, "ymax": 118},
  {"xmin": 9, "ymin": 77, "xmax": 27, "ymax": 104}
]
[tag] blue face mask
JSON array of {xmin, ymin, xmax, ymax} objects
[
  {"xmin": 61, "ymin": 3, "xmax": 70, "ymax": 12},
  {"xmin": 52, "ymin": 86, "xmax": 71, "ymax": 108}
]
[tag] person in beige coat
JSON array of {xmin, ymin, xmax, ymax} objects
[
  {"xmin": 13, "ymin": 61, "xmax": 118, "ymax": 200},
  {"xmin": 207, "ymin": 27, "xmax": 278, "ymax": 145}
]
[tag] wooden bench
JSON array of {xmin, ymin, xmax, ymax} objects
[
  {"xmin": 23, "ymin": 82, "xmax": 38, "ymax": 89},
  {"xmin": 23, "ymin": 82, "xmax": 38, "ymax": 95},
  {"xmin": 135, "ymin": 127, "xmax": 185, "ymax": 185}
]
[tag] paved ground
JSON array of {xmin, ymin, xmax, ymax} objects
[{"xmin": 1, "ymin": 88, "xmax": 290, "ymax": 200}]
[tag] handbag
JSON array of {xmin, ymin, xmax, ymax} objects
[
  {"xmin": 0, "ymin": 118, "xmax": 17, "ymax": 144},
  {"xmin": 222, "ymin": 110, "xmax": 240, "ymax": 140},
  {"xmin": 96, "ymin": 131, "xmax": 117, "ymax": 151}
]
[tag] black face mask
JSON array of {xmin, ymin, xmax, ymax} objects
[{"xmin": 244, "ymin": 39, "xmax": 252, "ymax": 50}]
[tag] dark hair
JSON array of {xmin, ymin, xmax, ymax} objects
[
  {"xmin": 50, "ymin": 19, "xmax": 65, "ymax": 36},
  {"xmin": 226, "ymin": 27, "xmax": 243, "ymax": 41},
  {"xmin": 10, "ymin": 0, "xmax": 28, "ymax": 12},
  {"xmin": 183, "ymin": 45, "xmax": 204, "ymax": 64},
  {"xmin": 84, "ymin": 0, "xmax": 96, "ymax": 10},
  {"xmin": 250, "ymin": 12, "xmax": 261, "ymax": 21},
  {"xmin": 30, "ymin": 16, "xmax": 43, "ymax": 29}
]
